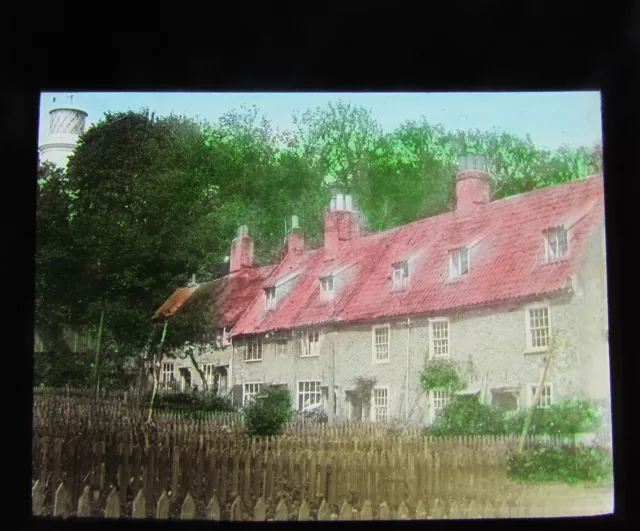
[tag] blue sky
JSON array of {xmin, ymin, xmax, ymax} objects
[{"xmin": 39, "ymin": 92, "xmax": 602, "ymax": 151}]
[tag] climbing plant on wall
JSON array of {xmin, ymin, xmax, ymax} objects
[{"xmin": 420, "ymin": 360, "xmax": 464, "ymax": 392}]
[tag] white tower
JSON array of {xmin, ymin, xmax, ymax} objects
[{"xmin": 39, "ymin": 94, "xmax": 88, "ymax": 169}]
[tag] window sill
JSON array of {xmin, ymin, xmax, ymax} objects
[
  {"xmin": 429, "ymin": 355, "xmax": 450, "ymax": 361},
  {"xmin": 372, "ymin": 359, "xmax": 391, "ymax": 364},
  {"xmin": 300, "ymin": 354, "xmax": 320, "ymax": 358},
  {"xmin": 445, "ymin": 276, "xmax": 466, "ymax": 284},
  {"xmin": 245, "ymin": 359, "xmax": 263, "ymax": 363},
  {"xmin": 523, "ymin": 348, "xmax": 549, "ymax": 355},
  {"xmin": 542, "ymin": 256, "xmax": 569, "ymax": 265}
]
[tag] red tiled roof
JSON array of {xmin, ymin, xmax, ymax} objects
[
  {"xmin": 154, "ymin": 266, "xmax": 275, "ymax": 329},
  {"xmin": 231, "ymin": 175, "xmax": 605, "ymax": 336},
  {"xmin": 153, "ymin": 286, "xmax": 198, "ymax": 319}
]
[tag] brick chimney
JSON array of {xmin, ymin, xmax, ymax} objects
[
  {"xmin": 229, "ymin": 225, "xmax": 254, "ymax": 273},
  {"xmin": 324, "ymin": 193, "xmax": 361, "ymax": 257},
  {"xmin": 287, "ymin": 215, "xmax": 304, "ymax": 254},
  {"xmin": 455, "ymin": 154, "xmax": 492, "ymax": 215}
]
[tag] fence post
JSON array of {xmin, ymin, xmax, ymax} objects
[
  {"xmin": 206, "ymin": 493, "xmax": 220, "ymax": 520},
  {"xmin": 32, "ymin": 479, "xmax": 46, "ymax": 516},
  {"xmin": 53, "ymin": 483, "xmax": 69, "ymax": 517},
  {"xmin": 104, "ymin": 487, "xmax": 120, "ymax": 518},
  {"xmin": 181, "ymin": 493, "xmax": 196, "ymax": 519},
  {"xmin": 274, "ymin": 498, "xmax": 288, "ymax": 521},
  {"xmin": 132, "ymin": 489, "xmax": 146, "ymax": 518}
]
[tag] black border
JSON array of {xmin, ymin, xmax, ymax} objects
[{"xmin": 7, "ymin": 1, "xmax": 638, "ymax": 530}]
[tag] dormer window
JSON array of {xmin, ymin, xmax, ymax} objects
[
  {"xmin": 320, "ymin": 275, "xmax": 334, "ymax": 297},
  {"xmin": 545, "ymin": 227, "xmax": 568, "ymax": 262},
  {"xmin": 265, "ymin": 287, "xmax": 276, "ymax": 309},
  {"xmin": 450, "ymin": 248, "xmax": 469, "ymax": 278},
  {"xmin": 392, "ymin": 261, "xmax": 410, "ymax": 288}
]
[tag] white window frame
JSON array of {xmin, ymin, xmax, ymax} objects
[
  {"xmin": 449, "ymin": 248, "xmax": 469, "ymax": 278},
  {"xmin": 371, "ymin": 323, "xmax": 391, "ymax": 364},
  {"xmin": 265, "ymin": 287, "xmax": 277, "ymax": 309},
  {"xmin": 297, "ymin": 380, "xmax": 323, "ymax": 411},
  {"xmin": 301, "ymin": 329, "xmax": 320, "ymax": 358},
  {"xmin": 392, "ymin": 261, "xmax": 410, "ymax": 288},
  {"xmin": 275, "ymin": 338, "xmax": 287, "ymax": 356},
  {"xmin": 525, "ymin": 304, "xmax": 552, "ymax": 353},
  {"xmin": 372, "ymin": 386, "xmax": 389, "ymax": 423},
  {"xmin": 320, "ymin": 276, "xmax": 335, "ymax": 299},
  {"xmin": 545, "ymin": 227, "xmax": 569, "ymax": 262},
  {"xmin": 429, "ymin": 318, "xmax": 450, "ymax": 359},
  {"xmin": 429, "ymin": 389, "xmax": 452, "ymax": 423},
  {"xmin": 202, "ymin": 363, "xmax": 215, "ymax": 387},
  {"xmin": 243, "ymin": 382, "xmax": 263, "ymax": 406},
  {"xmin": 245, "ymin": 337, "xmax": 263, "ymax": 362},
  {"xmin": 161, "ymin": 361, "xmax": 175, "ymax": 389},
  {"xmin": 527, "ymin": 383, "xmax": 553, "ymax": 408}
]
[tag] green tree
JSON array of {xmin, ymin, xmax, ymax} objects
[{"xmin": 64, "ymin": 110, "xmax": 222, "ymax": 361}]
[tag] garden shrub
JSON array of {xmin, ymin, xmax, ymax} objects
[
  {"xmin": 504, "ymin": 399, "xmax": 601, "ymax": 437},
  {"xmin": 507, "ymin": 445, "xmax": 613, "ymax": 484},
  {"xmin": 244, "ymin": 386, "xmax": 293, "ymax": 437},
  {"xmin": 425, "ymin": 395, "xmax": 506, "ymax": 436}
]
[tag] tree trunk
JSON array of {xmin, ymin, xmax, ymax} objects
[
  {"xmin": 148, "ymin": 321, "xmax": 168, "ymax": 424},
  {"xmin": 519, "ymin": 354, "xmax": 551, "ymax": 452}
]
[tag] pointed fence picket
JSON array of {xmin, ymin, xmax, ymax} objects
[{"xmin": 40, "ymin": 479, "xmax": 580, "ymax": 520}]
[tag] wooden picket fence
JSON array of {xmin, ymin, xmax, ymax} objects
[
  {"xmin": 32, "ymin": 432, "xmax": 537, "ymax": 521},
  {"xmin": 34, "ymin": 479, "xmax": 599, "ymax": 520}
]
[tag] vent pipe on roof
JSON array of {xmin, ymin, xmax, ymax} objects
[
  {"xmin": 330, "ymin": 197, "xmax": 336, "ymax": 211},
  {"xmin": 336, "ymin": 193, "xmax": 345, "ymax": 211},
  {"xmin": 291, "ymin": 215, "xmax": 299, "ymax": 229}
]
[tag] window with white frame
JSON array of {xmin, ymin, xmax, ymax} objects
[
  {"xmin": 450, "ymin": 248, "xmax": 469, "ymax": 278},
  {"xmin": 265, "ymin": 287, "xmax": 277, "ymax": 309},
  {"xmin": 202, "ymin": 363, "xmax": 215, "ymax": 386},
  {"xmin": 372, "ymin": 324, "xmax": 390, "ymax": 362},
  {"xmin": 392, "ymin": 261, "xmax": 410, "ymax": 288},
  {"xmin": 298, "ymin": 380, "xmax": 322, "ymax": 410},
  {"xmin": 545, "ymin": 227, "xmax": 568, "ymax": 262},
  {"xmin": 302, "ymin": 329, "xmax": 320, "ymax": 357},
  {"xmin": 275, "ymin": 338, "xmax": 287, "ymax": 356},
  {"xmin": 430, "ymin": 389, "xmax": 451, "ymax": 421},
  {"xmin": 526, "ymin": 306, "xmax": 551, "ymax": 351},
  {"xmin": 373, "ymin": 387, "xmax": 388, "ymax": 422},
  {"xmin": 243, "ymin": 382, "xmax": 263, "ymax": 406},
  {"xmin": 161, "ymin": 361, "xmax": 175, "ymax": 388},
  {"xmin": 320, "ymin": 276, "xmax": 334, "ymax": 298},
  {"xmin": 528, "ymin": 383, "xmax": 553, "ymax": 408},
  {"xmin": 245, "ymin": 337, "xmax": 263, "ymax": 361},
  {"xmin": 429, "ymin": 319, "xmax": 449, "ymax": 358}
]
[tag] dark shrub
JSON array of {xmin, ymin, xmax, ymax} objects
[
  {"xmin": 507, "ymin": 445, "xmax": 613, "ymax": 484},
  {"xmin": 244, "ymin": 386, "xmax": 293, "ymax": 437},
  {"xmin": 155, "ymin": 391, "xmax": 235, "ymax": 419},
  {"xmin": 425, "ymin": 395, "xmax": 506, "ymax": 436}
]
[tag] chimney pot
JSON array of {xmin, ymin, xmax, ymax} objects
[
  {"xmin": 336, "ymin": 193, "xmax": 345, "ymax": 211},
  {"xmin": 330, "ymin": 198, "xmax": 336, "ymax": 211},
  {"xmin": 291, "ymin": 215, "xmax": 299, "ymax": 229},
  {"xmin": 345, "ymin": 195, "xmax": 353, "ymax": 211}
]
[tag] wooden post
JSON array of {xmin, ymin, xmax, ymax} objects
[{"xmin": 93, "ymin": 309, "xmax": 105, "ymax": 397}]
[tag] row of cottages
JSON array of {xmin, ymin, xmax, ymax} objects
[{"xmin": 153, "ymin": 155, "xmax": 610, "ymax": 426}]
